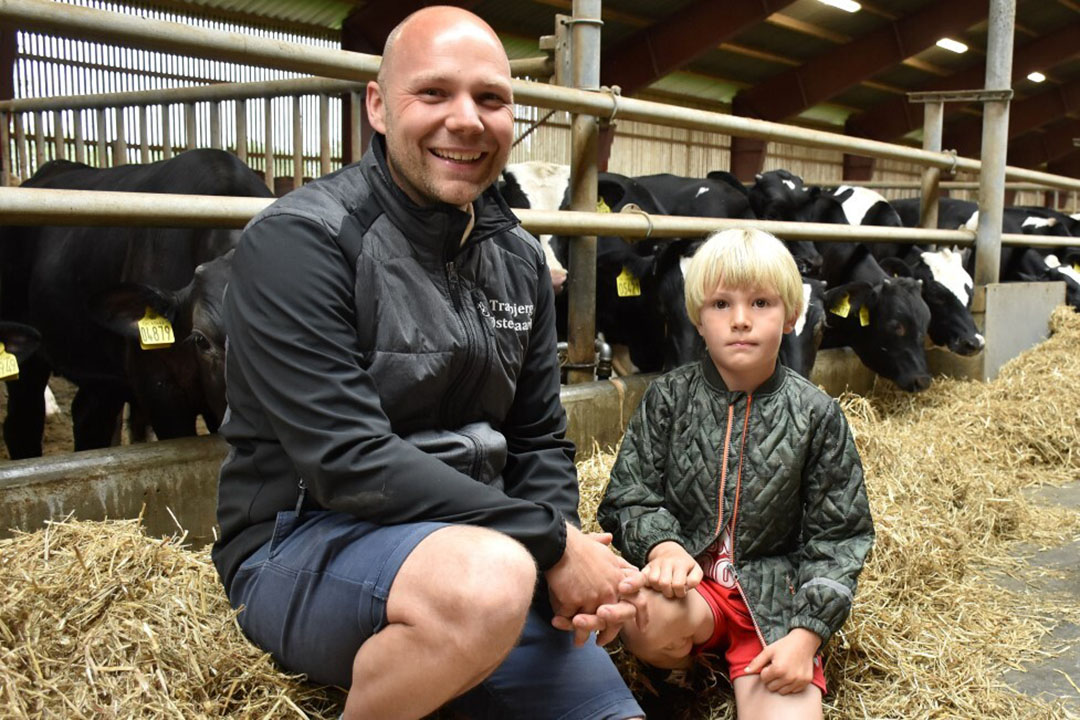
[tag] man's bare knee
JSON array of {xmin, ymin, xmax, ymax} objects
[{"xmin": 390, "ymin": 526, "xmax": 536, "ymax": 633}]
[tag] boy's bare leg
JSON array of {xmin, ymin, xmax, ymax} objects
[
  {"xmin": 343, "ymin": 526, "xmax": 537, "ymax": 720},
  {"xmin": 733, "ymin": 675, "xmax": 823, "ymax": 720}
]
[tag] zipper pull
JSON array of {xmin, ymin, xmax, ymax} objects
[{"xmin": 294, "ymin": 477, "xmax": 307, "ymax": 516}]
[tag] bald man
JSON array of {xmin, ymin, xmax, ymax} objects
[{"xmin": 212, "ymin": 7, "xmax": 646, "ymax": 719}]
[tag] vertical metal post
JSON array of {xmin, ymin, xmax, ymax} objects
[
  {"xmin": 264, "ymin": 97, "xmax": 274, "ymax": 192},
  {"xmin": 319, "ymin": 93, "xmax": 330, "ymax": 177},
  {"xmin": 114, "ymin": 107, "xmax": 127, "ymax": 165},
  {"xmin": 184, "ymin": 102, "xmax": 196, "ymax": 151},
  {"xmin": 72, "ymin": 110, "xmax": 84, "ymax": 165},
  {"xmin": 974, "ymin": 0, "xmax": 1015, "ymax": 287},
  {"xmin": 349, "ymin": 91, "xmax": 362, "ymax": 164},
  {"xmin": 293, "ymin": 95, "xmax": 303, "ymax": 188},
  {"xmin": 52, "ymin": 109, "xmax": 65, "ymax": 162},
  {"xmin": 919, "ymin": 101, "xmax": 943, "ymax": 230},
  {"xmin": 209, "ymin": 101, "xmax": 221, "ymax": 149},
  {"xmin": 0, "ymin": 111, "xmax": 9, "ymax": 186},
  {"xmin": 138, "ymin": 105, "xmax": 149, "ymax": 162},
  {"xmin": 34, "ymin": 110, "xmax": 45, "ymax": 169},
  {"xmin": 566, "ymin": 0, "xmax": 601, "ymax": 384},
  {"xmin": 235, "ymin": 99, "xmax": 248, "ymax": 162},
  {"xmin": 14, "ymin": 112, "xmax": 28, "ymax": 179},
  {"xmin": 161, "ymin": 104, "xmax": 172, "ymax": 160}
]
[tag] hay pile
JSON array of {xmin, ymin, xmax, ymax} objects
[
  {"xmin": 580, "ymin": 306, "xmax": 1080, "ymax": 719},
  {"xmin": 0, "ymin": 519, "xmax": 343, "ymax": 718},
  {"xmin": 2, "ymin": 308, "xmax": 1080, "ymax": 718}
]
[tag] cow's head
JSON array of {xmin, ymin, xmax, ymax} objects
[
  {"xmin": 778, "ymin": 278, "xmax": 825, "ymax": 379},
  {"xmin": 907, "ymin": 249, "xmax": 984, "ymax": 356},
  {"xmin": 0, "ymin": 321, "xmax": 42, "ymax": 370},
  {"xmin": 824, "ymin": 278, "xmax": 933, "ymax": 392},
  {"xmin": 749, "ymin": 169, "xmax": 811, "ymax": 221},
  {"xmin": 89, "ymin": 251, "xmax": 234, "ymax": 438}
]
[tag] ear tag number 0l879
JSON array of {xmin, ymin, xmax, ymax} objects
[
  {"xmin": 0, "ymin": 343, "xmax": 19, "ymax": 381},
  {"xmin": 138, "ymin": 307, "xmax": 175, "ymax": 350}
]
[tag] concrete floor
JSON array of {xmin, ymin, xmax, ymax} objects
[{"xmin": 999, "ymin": 481, "xmax": 1080, "ymax": 718}]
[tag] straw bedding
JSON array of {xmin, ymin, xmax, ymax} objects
[{"xmin": 3, "ymin": 308, "xmax": 1080, "ymax": 718}]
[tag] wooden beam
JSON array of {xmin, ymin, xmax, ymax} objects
[
  {"xmin": 734, "ymin": 0, "xmax": 988, "ymax": 123},
  {"xmin": 600, "ymin": 0, "xmax": 798, "ymax": 97},
  {"xmin": 847, "ymin": 20, "xmax": 1080, "ymax": 141},
  {"xmin": 1007, "ymin": 119, "xmax": 1080, "ymax": 168}
]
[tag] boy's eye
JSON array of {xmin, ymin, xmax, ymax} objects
[
  {"xmin": 753, "ymin": 298, "xmax": 770, "ymax": 308},
  {"xmin": 713, "ymin": 300, "xmax": 727, "ymax": 309}
]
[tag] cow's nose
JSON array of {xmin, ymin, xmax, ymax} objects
[{"xmin": 912, "ymin": 374, "xmax": 932, "ymax": 392}]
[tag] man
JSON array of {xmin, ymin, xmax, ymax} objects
[{"xmin": 212, "ymin": 7, "xmax": 646, "ymax": 719}]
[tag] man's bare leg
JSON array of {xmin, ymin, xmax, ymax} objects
[{"xmin": 343, "ymin": 525, "xmax": 537, "ymax": 720}]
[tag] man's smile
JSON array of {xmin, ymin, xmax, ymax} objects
[{"xmin": 430, "ymin": 148, "xmax": 485, "ymax": 163}]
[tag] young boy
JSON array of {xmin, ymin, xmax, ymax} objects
[{"xmin": 598, "ymin": 228, "xmax": 874, "ymax": 718}]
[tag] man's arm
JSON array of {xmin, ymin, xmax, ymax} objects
[{"xmin": 225, "ymin": 213, "xmax": 568, "ymax": 568}]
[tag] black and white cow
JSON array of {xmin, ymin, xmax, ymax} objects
[
  {"xmin": 829, "ymin": 185, "xmax": 903, "ymax": 227},
  {"xmin": 748, "ymin": 169, "xmax": 825, "ymax": 276},
  {"xmin": 818, "ymin": 243, "xmax": 933, "ymax": 392},
  {"xmin": 499, "ymin": 161, "xmax": 571, "ymax": 293},
  {"xmin": 0, "ymin": 149, "xmax": 272, "ymax": 458}
]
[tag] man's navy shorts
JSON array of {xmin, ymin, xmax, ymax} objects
[{"xmin": 228, "ymin": 510, "xmax": 644, "ymax": 720}]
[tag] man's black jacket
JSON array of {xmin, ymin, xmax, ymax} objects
[{"xmin": 212, "ymin": 136, "xmax": 576, "ymax": 592}]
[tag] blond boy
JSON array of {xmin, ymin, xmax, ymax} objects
[{"xmin": 598, "ymin": 228, "xmax": 874, "ymax": 718}]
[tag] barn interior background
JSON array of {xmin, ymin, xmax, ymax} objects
[{"xmin": 2, "ymin": 0, "xmax": 1078, "ymax": 208}]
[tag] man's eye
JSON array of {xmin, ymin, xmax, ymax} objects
[{"xmin": 420, "ymin": 88, "xmax": 444, "ymax": 98}]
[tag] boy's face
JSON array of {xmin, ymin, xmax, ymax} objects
[
  {"xmin": 620, "ymin": 589, "xmax": 697, "ymax": 670},
  {"xmin": 696, "ymin": 282, "xmax": 795, "ymax": 391}
]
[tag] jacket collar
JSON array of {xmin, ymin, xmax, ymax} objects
[
  {"xmin": 363, "ymin": 134, "xmax": 519, "ymax": 261},
  {"xmin": 701, "ymin": 356, "xmax": 787, "ymax": 398}
]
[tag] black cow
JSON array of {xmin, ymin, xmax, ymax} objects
[
  {"xmin": 747, "ymin": 169, "xmax": 825, "ymax": 276},
  {"xmin": 818, "ymin": 243, "xmax": 933, "ymax": 392},
  {"xmin": 1, "ymin": 149, "xmax": 272, "ymax": 458},
  {"xmin": 777, "ymin": 277, "xmax": 826, "ymax": 380}
]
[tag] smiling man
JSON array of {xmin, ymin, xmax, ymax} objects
[{"xmin": 212, "ymin": 7, "xmax": 646, "ymax": 720}]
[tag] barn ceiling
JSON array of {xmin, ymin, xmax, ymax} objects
[{"xmin": 128, "ymin": 0, "xmax": 1080, "ymax": 177}]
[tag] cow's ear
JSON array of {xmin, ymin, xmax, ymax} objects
[
  {"xmin": 1062, "ymin": 250, "xmax": 1080, "ymax": 273},
  {"xmin": 0, "ymin": 322, "xmax": 42, "ymax": 362},
  {"xmin": 879, "ymin": 257, "xmax": 914, "ymax": 279},
  {"xmin": 597, "ymin": 175, "xmax": 629, "ymax": 211},
  {"xmin": 824, "ymin": 282, "xmax": 873, "ymax": 327},
  {"xmin": 90, "ymin": 283, "xmax": 179, "ymax": 340}
]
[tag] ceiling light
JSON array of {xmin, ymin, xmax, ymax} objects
[
  {"xmin": 817, "ymin": 0, "xmax": 861, "ymax": 11},
  {"xmin": 1027, "ymin": 71, "xmax": 1046, "ymax": 83},
  {"xmin": 936, "ymin": 38, "xmax": 969, "ymax": 54}
]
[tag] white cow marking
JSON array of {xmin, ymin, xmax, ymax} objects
[
  {"xmin": 920, "ymin": 248, "xmax": 973, "ymax": 307},
  {"xmin": 1022, "ymin": 215, "xmax": 1056, "ymax": 230},
  {"xmin": 793, "ymin": 282, "xmax": 812, "ymax": 336},
  {"xmin": 781, "ymin": 179, "xmax": 796, "ymax": 191},
  {"xmin": 695, "ymin": 186, "xmax": 710, "ymax": 198},
  {"xmin": 1046, "ymin": 254, "xmax": 1080, "ymax": 285},
  {"xmin": 503, "ymin": 161, "xmax": 572, "ymax": 274},
  {"xmin": 679, "ymin": 255, "xmax": 692, "ymax": 278},
  {"xmin": 44, "ymin": 385, "xmax": 61, "ymax": 417},
  {"xmin": 961, "ymin": 210, "xmax": 979, "ymax": 231},
  {"xmin": 836, "ymin": 185, "xmax": 887, "ymax": 226}
]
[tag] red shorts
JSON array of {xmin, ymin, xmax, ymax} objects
[{"xmin": 693, "ymin": 577, "xmax": 827, "ymax": 696}]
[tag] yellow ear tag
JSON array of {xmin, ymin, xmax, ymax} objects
[
  {"xmin": 859, "ymin": 305, "xmax": 870, "ymax": 327},
  {"xmin": 596, "ymin": 198, "xmax": 611, "ymax": 213},
  {"xmin": 616, "ymin": 267, "xmax": 641, "ymax": 297},
  {"xmin": 829, "ymin": 293, "xmax": 851, "ymax": 318},
  {"xmin": 137, "ymin": 307, "xmax": 175, "ymax": 350},
  {"xmin": 1073, "ymin": 263, "xmax": 1080, "ymax": 274},
  {"xmin": 0, "ymin": 342, "xmax": 19, "ymax": 381}
]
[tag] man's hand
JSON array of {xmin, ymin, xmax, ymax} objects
[
  {"xmin": 743, "ymin": 628, "xmax": 821, "ymax": 695},
  {"xmin": 642, "ymin": 541, "xmax": 703, "ymax": 598},
  {"xmin": 545, "ymin": 525, "xmax": 648, "ymax": 645}
]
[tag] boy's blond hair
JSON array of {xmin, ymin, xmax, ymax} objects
[{"xmin": 683, "ymin": 228, "xmax": 804, "ymax": 326}]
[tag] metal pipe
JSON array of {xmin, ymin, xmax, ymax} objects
[
  {"xmin": 1, "ymin": 0, "xmax": 1077, "ymax": 192},
  {"xmin": 566, "ymin": 0, "xmax": 602, "ymax": 385},
  {"xmin": 974, "ymin": 0, "xmax": 1015, "ymax": 287},
  {"xmin": 4, "ymin": 186, "xmax": 1074, "ymax": 251},
  {"xmin": 919, "ymin": 100, "xmax": 943, "ymax": 230},
  {"xmin": 0, "ymin": 112, "xmax": 9, "ymax": 186}
]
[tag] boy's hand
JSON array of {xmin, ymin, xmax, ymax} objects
[
  {"xmin": 642, "ymin": 541, "xmax": 703, "ymax": 598},
  {"xmin": 743, "ymin": 628, "xmax": 821, "ymax": 695}
]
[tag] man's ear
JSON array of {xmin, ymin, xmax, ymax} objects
[{"xmin": 366, "ymin": 81, "xmax": 387, "ymax": 134}]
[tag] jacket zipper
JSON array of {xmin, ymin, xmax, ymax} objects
[
  {"xmin": 441, "ymin": 260, "xmax": 475, "ymax": 426},
  {"xmin": 727, "ymin": 395, "xmax": 769, "ymax": 648},
  {"xmin": 441, "ymin": 259, "xmax": 493, "ymax": 434}
]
